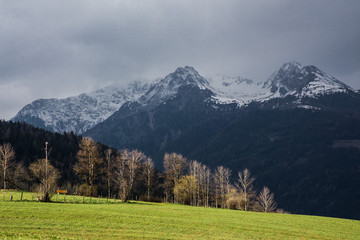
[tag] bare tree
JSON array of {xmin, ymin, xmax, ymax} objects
[
  {"xmin": 189, "ymin": 160, "xmax": 211, "ymax": 207},
  {"xmin": 173, "ymin": 175, "xmax": 198, "ymax": 205},
  {"xmin": 0, "ymin": 143, "xmax": 15, "ymax": 190},
  {"xmin": 163, "ymin": 153, "xmax": 188, "ymax": 203},
  {"xmin": 124, "ymin": 149, "xmax": 145, "ymax": 201},
  {"xmin": 213, "ymin": 167, "xmax": 223, "ymax": 208},
  {"xmin": 30, "ymin": 158, "xmax": 60, "ymax": 202},
  {"xmin": 236, "ymin": 168, "xmax": 256, "ymax": 211},
  {"xmin": 115, "ymin": 149, "xmax": 146, "ymax": 202},
  {"xmin": 214, "ymin": 166, "xmax": 231, "ymax": 208},
  {"xmin": 73, "ymin": 137, "xmax": 103, "ymax": 196},
  {"xmin": 224, "ymin": 168, "xmax": 232, "ymax": 209},
  {"xmin": 104, "ymin": 148, "xmax": 115, "ymax": 198},
  {"xmin": 114, "ymin": 151, "xmax": 128, "ymax": 201},
  {"xmin": 257, "ymin": 186, "xmax": 277, "ymax": 213},
  {"xmin": 203, "ymin": 165, "xmax": 211, "ymax": 207},
  {"xmin": 143, "ymin": 157, "xmax": 154, "ymax": 201},
  {"xmin": 226, "ymin": 186, "xmax": 240, "ymax": 209},
  {"xmin": 189, "ymin": 160, "xmax": 200, "ymax": 206},
  {"xmin": 13, "ymin": 162, "xmax": 31, "ymax": 190}
]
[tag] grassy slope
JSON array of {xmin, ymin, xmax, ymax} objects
[{"xmin": 0, "ymin": 192, "xmax": 359, "ymax": 239}]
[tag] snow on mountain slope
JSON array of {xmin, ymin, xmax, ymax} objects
[
  {"xmin": 210, "ymin": 61, "xmax": 353, "ymax": 107},
  {"xmin": 12, "ymin": 62, "xmax": 354, "ymax": 134},
  {"xmin": 139, "ymin": 66, "xmax": 211, "ymax": 107},
  {"xmin": 263, "ymin": 61, "xmax": 352, "ymax": 97},
  {"xmin": 12, "ymin": 81, "xmax": 151, "ymax": 134},
  {"xmin": 206, "ymin": 75, "xmax": 263, "ymax": 105},
  {"xmin": 12, "ymin": 66, "xmax": 213, "ymax": 134},
  {"xmin": 298, "ymin": 66, "xmax": 352, "ymax": 97}
]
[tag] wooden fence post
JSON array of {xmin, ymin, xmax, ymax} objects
[
  {"xmin": 20, "ymin": 192, "xmax": 23, "ymax": 201},
  {"xmin": 10, "ymin": 195, "xmax": 13, "ymax": 201}
]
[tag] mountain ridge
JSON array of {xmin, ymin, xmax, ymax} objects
[
  {"xmin": 12, "ymin": 61, "xmax": 355, "ymax": 134},
  {"xmin": 12, "ymin": 81, "xmax": 151, "ymax": 133}
]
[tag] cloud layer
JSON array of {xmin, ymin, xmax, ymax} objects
[{"xmin": 1, "ymin": 0, "xmax": 360, "ymax": 120}]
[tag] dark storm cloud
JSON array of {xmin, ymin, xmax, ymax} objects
[{"xmin": 1, "ymin": 0, "xmax": 360, "ymax": 120}]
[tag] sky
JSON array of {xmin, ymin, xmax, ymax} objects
[{"xmin": 1, "ymin": 0, "xmax": 360, "ymax": 120}]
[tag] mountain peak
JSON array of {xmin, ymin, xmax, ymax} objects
[
  {"xmin": 174, "ymin": 66, "xmax": 198, "ymax": 75},
  {"xmin": 138, "ymin": 66, "xmax": 211, "ymax": 107},
  {"xmin": 168, "ymin": 66, "xmax": 211, "ymax": 90},
  {"xmin": 171, "ymin": 66, "xmax": 207, "ymax": 86},
  {"xmin": 264, "ymin": 61, "xmax": 352, "ymax": 97},
  {"xmin": 280, "ymin": 61, "xmax": 302, "ymax": 71},
  {"xmin": 263, "ymin": 61, "xmax": 303, "ymax": 94}
]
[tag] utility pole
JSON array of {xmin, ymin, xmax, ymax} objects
[{"xmin": 45, "ymin": 142, "xmax": 49, "ymax": 192}]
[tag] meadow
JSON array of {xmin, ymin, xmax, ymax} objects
[{"xmin": 0, "ymin": 191, "xmax": 359, "ymax": 239}]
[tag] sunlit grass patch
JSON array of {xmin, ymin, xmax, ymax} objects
[{"xmin": 0, "ymin": 191, "xmax": 359, "ymax": 239}]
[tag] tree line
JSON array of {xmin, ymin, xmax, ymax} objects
[{"xmin": 0, "ymin": 137, "xmax": 281, "ymax": 213}]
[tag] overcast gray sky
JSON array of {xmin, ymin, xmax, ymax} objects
[{"xmin": 1, "ymin": 0, "xmax": 360, "ymax": 120}]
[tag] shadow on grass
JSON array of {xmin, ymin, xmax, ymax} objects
[
  {"xmin": 42, "ymin": 199, "xmax": 155, "ymax": 206},
  {"xmin": 1, "ymin": 191, "xmax": 156, "ymax": 206}
]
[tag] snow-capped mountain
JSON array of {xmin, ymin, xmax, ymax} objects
[
  {"xmin": 12, "ymin": 81, "xmax": 151, "ymax": 133},
  {"xmin": 263, "ymin": 61, "xmax": 352, "ymax": 98},
  {"xmin": 138, "ymin": 66, "xmax": 211, "ymax": 107},
  {"xmin": 210, "ymin": 61, "xmax": 353, "ymax": 107},
  {"xmin": 12, "ymin": 61, "xmax": 355, "ymax": 134}
]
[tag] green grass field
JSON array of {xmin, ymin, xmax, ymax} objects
[{"xmin": 0, "ymin": 191, "xmax": 359, "ymax": 239}]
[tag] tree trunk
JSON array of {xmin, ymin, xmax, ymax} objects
[{"xmin": 3, "ymin": 165, "xmax": 6, "ymax": 190}]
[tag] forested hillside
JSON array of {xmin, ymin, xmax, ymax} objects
[
  {"xmin": 0, "ymin": 120, "xmax": 279, "ymax": 214},
  {"xmin": 86, "ymin": 91, "xmax": 360, "ymax": 220},
  {"xmin": 0, "ymin": 120, "xmax": 81, "ymax": 188},
  {"xmin": 187, "ymin": 108, "xmax": 360, "ymax": 219}
]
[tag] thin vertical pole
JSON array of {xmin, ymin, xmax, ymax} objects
[{"xmin": 45, "ymin": 142, "xmax": 48, "ymax": 192}]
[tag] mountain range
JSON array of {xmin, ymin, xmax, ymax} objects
[
  {"xmin": 11, "ymin": 61, "xmax": 360, "ymax": 220},
  {"xmin": 13, "ymin": 61, "xmax": 353, "ymax": 134}
]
